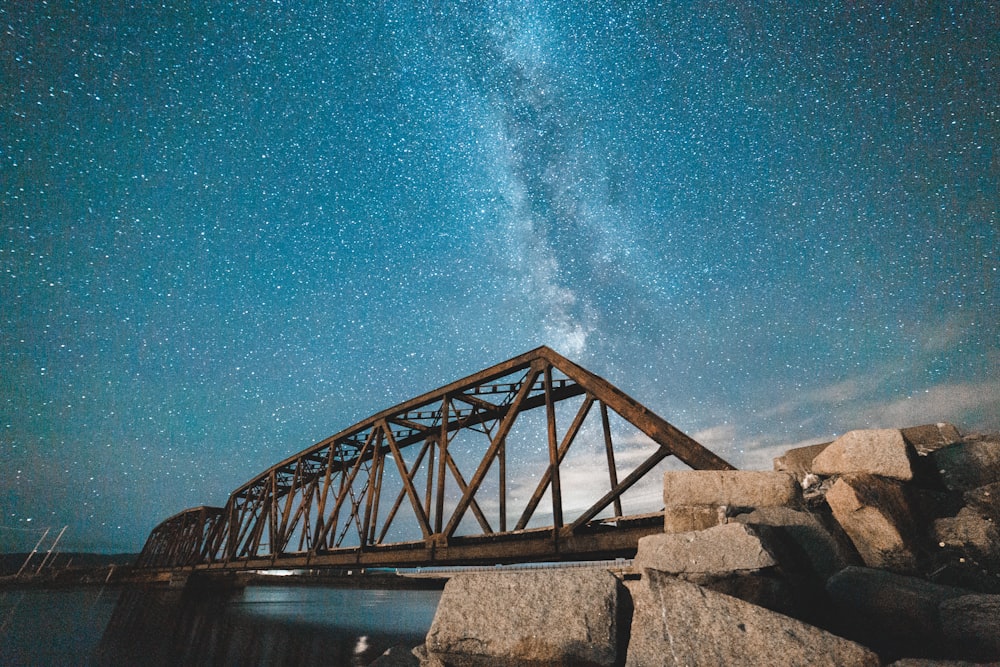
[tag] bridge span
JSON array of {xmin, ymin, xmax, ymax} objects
[{"xmin": 136, "ymin": 347, "xmax": 734, "ymax": 573}]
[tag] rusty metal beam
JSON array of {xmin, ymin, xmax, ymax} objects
[
  {"xmin": 136, "ymin": 347, "xmax": 735, "ymax": 571},
  {"xmin": 536, "ymin": 347, "xmax": 735, "ymax": 471}
]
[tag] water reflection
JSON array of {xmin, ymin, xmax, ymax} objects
[
  {"xmin": 0, "ymin": 587, "xmax": 120, "ymax": 666},
  {"xmin": 96, "ymin": 584, "xmax": 440, "ymax": 666}
]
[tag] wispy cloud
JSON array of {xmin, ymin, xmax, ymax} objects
[{"xmin": 858, "ymin": 381, "xmax": 1000, "ymax": 431}]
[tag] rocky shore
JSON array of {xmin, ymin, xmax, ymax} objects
[{"xmin": 372, "ymin": 423, "xmax": 1000, "ymax": 666}]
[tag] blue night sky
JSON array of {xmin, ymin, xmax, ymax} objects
[{"xmin": 2, "ymin": 1, "xmax": 997, "ymax": 553}]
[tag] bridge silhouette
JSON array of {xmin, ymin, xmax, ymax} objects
[{"xmin": 136, "ymin": 347, "xmax": 734, "ymax": 572}]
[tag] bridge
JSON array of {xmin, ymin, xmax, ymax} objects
[{"xmin": 135, "ymin": 347, "xmax": 734, "ymax": 572}]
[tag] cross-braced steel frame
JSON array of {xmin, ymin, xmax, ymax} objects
[{"xmin": 136, "ymin": 347, "xmax": 734, "ymax": 570}]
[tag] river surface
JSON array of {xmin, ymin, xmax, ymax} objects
[{"xmin": 1, "ymin": 584, "xmax": 441, "ymax": 666}]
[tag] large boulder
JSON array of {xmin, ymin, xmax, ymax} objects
[
  {"xmin": 424, "ymin": 569, "xmax": 625, "ymax": 666},
  {"xmin": 964, "ymin": 481, "xmax": 1000, "ymax": 523},
  {"xmin": 939, "ymin": 594, "xmax": 1000, "ymax": 660},
  {"xmin": 826, "ymin": 566, "xmax": 967, "ymax": 658},
  {"xmin": 812, "ymin": 429, "xmax": 916, "ymax": 481},
  {"xmin": 633, "ymin": 523, "xmax": 779, "ymax": 575},
  {"xmin": 773, "ymin": 442, "xmax": 833, "ymax": 480},
  {"xmin": 930, "ymin": 439, "xmax": 1000, "ymax": 491},
  {"xmin": 933, "ymin": 506, "xmax": 1000, "ymax": 568},
  {"xmin": 662, "ymin": 470, "xmax": 801, "ymax": 508},
  {"xmin": 731, "ymin": 506, "xmax": 857, "ymax": 580},
  {"xmin": 825, "ymin": 474, "xmax": 921, "ymax": 572},
  {"xmin": 662, "ymin": 505, "xmax": 725, "ymax": 534},
  {"xmin": 901, "ymin": 423, "xmax": 963, "ymax": 455},
  {"xmin": 626, "ymin": 570, "xmax": 879, "ymax": 666}
]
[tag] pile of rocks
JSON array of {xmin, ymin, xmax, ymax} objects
[{"xmin": 375, "ymin": 423, "xmax": 1000, "ymax": 666}]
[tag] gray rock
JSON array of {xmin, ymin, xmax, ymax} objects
[
  {"xmin": 902, "ymin": 423, "xmax": 963, "ymax": 455},
  {"xmin": 774, "ymin": 441, "xmax": 833, "ymax": 480},
  {"xmin": 412, "ymin": 645, "xmax": 445, "ymax": 667},
  {"xmin": 933, "ymin": 506, "xmax": 1000, "ymax": 567},
  {"xmin": 626, "ymin": 570, "xmax": 880, "ymax": 666},
  {"xmin": 634, "ymin": 523, "xmax": 779, "ymax": 575},
  {"xmin": 965, "ymin": 482, "xmax": 1000, "ymax": 523},
  {"xmin": 662, "ymin": 505, "xmax": 724, "ymax": 533},
  {"xmin": 813, "ymin": 429, "xmax": 916, "ymax": 480},
  {"xmin": 695, "ymin": 570, "xmax": 818, "ymax": 622},
  {"xmin": 940, "ymin": 594, "xmax": 1000, "ymax": 659},
  {"xmin": 662, "ymin": 470, "xmax": 801, "ymax": 508},
  {"xmin": 731, "ymin": 506, "xmax": 856, "ymax": 579},
  {"xmin": 825, "ymin": 474, "xmax": 921, "ymax": 572},
  {"xmin": 425, "ymin": 569, "xmax": 624, "ymax": 666},
  {"xmin": 932, "ymin": 440, "xmax": 1000, "ymax": 491},
  {"xmin": 826, "ymin": 566, "xmax": 967, "ymax": 656}
]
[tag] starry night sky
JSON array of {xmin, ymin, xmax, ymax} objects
[{"xmin": 2, "ymin": 1, "xmax": 997, "ymax": 553}]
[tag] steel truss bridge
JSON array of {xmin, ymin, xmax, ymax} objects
[{"xmin": 136, "ymin": 347, "xmax": 734, "ymax": 572}]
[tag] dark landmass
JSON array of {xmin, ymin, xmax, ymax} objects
[
  {"xmin": 0, "ymin": 551, "xmax": 136, "ymax": 577},
  {"xmin": 0, "ymin": 550, "xmax": 446, "ymax": 591}
]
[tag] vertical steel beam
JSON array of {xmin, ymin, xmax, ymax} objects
[
  {"xmin": 601, "ymin": 402, "xmax": 624, "ymax": 518},
  {"xmin": 267, "ymin": 470, "xmax": 278, "ymax": 556},
  {"xmin": 544, "ymin": 365, "xmax": 564, "ymax": 529},
  {"xmin": 361, "ymin": 429, "xmax": 384, "ymax": 547},
  {"xmin": 313, "ymin": 446, "xmax": 336, "ymax": 550},
  {"xmin": 498, "ymin": 436, "xmax": 506, "ymax": 532},
  {"xmin": 424, "ymin": 437, "xmax": 435, "ymax": 524},
  {"xmin": 435, "ymin": 398, "xmax": 449, "ymax": 534},
  {"xmin": 515, "ymin": 393, "xmax": 594, "ymax": 530}
]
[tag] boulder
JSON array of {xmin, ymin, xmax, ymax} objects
[
  {"xmin": 931, "ymin": 440, "xmax": 1000, "ymax": 491},
  {"xmin": 634, "ymin": 523, "xmax": 779, "ymax": 575},
  {"xmin": 901, "ymin": 423, "xmax": 963, "ymax": 455},
  {"xmin": 826, "ymin": 566, "xmax": 967, "ymax": 657},
  {"xmin": 774, "ymin": 441, "xmax": 833, "ymax": 480},
  {"xmin": 940, "ymin": 594, "xmax": 1000, "ymax": 660},
  {"xmin": 662, "ymin": 470, "xmax": 801, "ymax": 508},
  {"xmin": 933, "ymin": 507, "xmax": 1000, "ymax": 567},
  {"xmin": 662, "ymin": 505, "xmax": 724, "ymax": 534},
  {"xmin": 812, "ymin": 429, "xmax": 916, "ymax": 480},
  {"xmin": 731, "ymin": 506, "xmax": 856, "ymax": 579},
  {"xmin": 825, "ymin": 474, "xmax": 921, "ymax": 572},
  {"xmin": 425, "ymin": 569, "xmax": 624, "ymax": 666},
  {"xmin": 964, "ymin": 482, "xmax": 1000, "ymax": 523},
  {"xmin": 626, "ymin": 570, "xmax": 880, "ymax": 666},
  {"xmin": 412, "ymin": 645, "xmax": 445, "ymax": 667}
]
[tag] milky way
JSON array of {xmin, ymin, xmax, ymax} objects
[{"xmin": 2, "ymin": 1, "xmax": 997, "ymax": 552}]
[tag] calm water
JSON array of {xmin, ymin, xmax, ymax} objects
[
  {"xmin": 1, "ymin": 587, "xmax": 121, "ymax": 666},
  {"xmin": 0, "ymin": 584, "xmax": 441, "ymax": 666}
]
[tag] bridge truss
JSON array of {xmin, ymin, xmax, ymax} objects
[{"xmin": 137, "ymin": 347, "xmax": 734, "ymax": 570}]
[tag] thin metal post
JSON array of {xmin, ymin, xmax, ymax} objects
[
  {"xmin": 601, "ymin": 402, "xmax": 623, "ymax": 518},
  {"xmin": 16, "ymin": 528, "xmax": 49, "ymax": 578},
  {"xmin": 435, "ymin": 399, "xmax": 449, "ymax": 534},
  {"xmin": 544, "ymin": 365, "xmax": 563, "ymax": 529}
]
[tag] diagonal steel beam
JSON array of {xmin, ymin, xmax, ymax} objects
[{"xmin": 443, "ymin": 363, "xmax": 543, "ymax": 538}]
